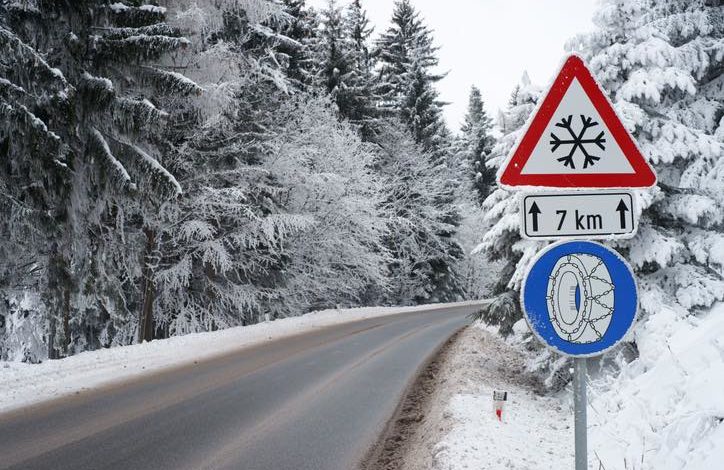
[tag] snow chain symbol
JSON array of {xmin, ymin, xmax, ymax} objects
[
  {"xmin": 546, "ymin": 253, "xmax": 614, "ymax": 344},
  {"xmin": 549, "ymin": 114, "xmax": 606, "ymax": 169}
]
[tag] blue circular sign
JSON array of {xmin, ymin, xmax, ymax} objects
[{"xmin": 522, "ymin": 240, "xmax": 638, "ymax": 357}]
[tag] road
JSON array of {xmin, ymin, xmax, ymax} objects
[{"xmin": 0, "ymin": 303, "xmax": 480, "ymax": 470}]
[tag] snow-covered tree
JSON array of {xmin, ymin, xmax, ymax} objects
[
  {"xmin": 278, "ymin": 0, "xmax": 319, "ymax": 88},
  {"xmin": 460, "ymin": 86, "xmax": 496, "ymax": 204},
  {"xmin": 0, "ymin": 5, "xmax": 73, "ymax": 360},
  {"xmin": 375, "ymin": 0, "xmax": 447, "ymax": 153},
  {"xmin": 567, "ymin": 0, "xmax": 724, "ymax": 330},
  {"xmin": 341, "ymin": 0, "xmax": 379, "ymax": 137},
  {"xmin": 475, "ymin": 73, "xmax": 543, "ymax": 336},
  {"xmin": 314, "ymin": 1, "xmax": 352, "ymax": 104},
  {"xmin": 374, "ymin": 123, "xmax": 463, "ymax": 304},
  {"xmin": 564, "ymin": 0, "xmax": 724, "ymax": 464},
  {"xmin": 265, "ymin": 95, "xmax": 388, "ymax": 313},
  {"xmin": 153, "ymin": 0, "xmax": 299, "ymax": 334},
  {"xmin": 0, "ymin": 1, "xmax": 190, "ymax": 357}
]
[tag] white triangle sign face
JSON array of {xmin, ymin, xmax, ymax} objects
[
  {"xmin": 520, "ymin": 78, "xmax": 634, "ymax": 175},
  {"xmin": 499, "ymin": 55, "xmax": 656, "ymax": 188}
]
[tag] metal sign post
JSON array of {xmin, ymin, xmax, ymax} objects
[{"xmin": 573, "ymin": 358, "xmax": 587, "ymax": 470}]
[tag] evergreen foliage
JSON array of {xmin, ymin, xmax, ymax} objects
[
  {"xmin": 474, "ymin": 73, "xmax": 543, "ymax": 337},
  {"xmin": 0, "ymin": 0, "xmax": 474, "ymax": 361},
  {"xmin": 375, "ymin": 0, "xmax": 447, "ymax": 153},
  {"xmin": 460, "ymin": 86, "xmax": 496, "ymax": 204},
  {"xmin": 568, "ymin": 0, "xmax": 724, "ymax": 357}
]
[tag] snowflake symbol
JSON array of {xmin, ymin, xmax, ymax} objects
[{"xmin": 549, "ymin": 114, "xmax": 606, "ymax": 169}]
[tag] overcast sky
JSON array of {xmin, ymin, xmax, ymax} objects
[{"xmin": 307, "ymin": 0, "xmax": 599, "ymax": 132}]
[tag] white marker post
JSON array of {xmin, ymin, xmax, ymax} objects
[{"xmin": 493, "ymin": 391, "xmax": 507, "ymax": 421}]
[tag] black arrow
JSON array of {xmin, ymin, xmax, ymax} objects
[
  {"xmin": 616, "ymin": 199, "xmax": 629, "ymax": 229},
  {"xmin": 529, "ymin": 202, "xmax": 541, "ymax": 232}
]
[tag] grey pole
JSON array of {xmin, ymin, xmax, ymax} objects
[{"xmin": 574, "ymin": 357, "xmax": 588, "ymax": 470}]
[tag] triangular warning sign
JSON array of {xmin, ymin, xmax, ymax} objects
[{"xmin": 499, "ymin": 55, "xmax": 656, "ymax": 189}]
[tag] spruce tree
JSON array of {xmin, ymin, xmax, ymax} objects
[
  {"xmin": 375, "ymin": 0, "xmax": 447, "ymax": 153},
  {"xmin": 279, "ymin": 0, "xmax": 319, "ymax": 89},
  {"xmin": 373, "ymin": 0, "xmax": 464, "ymax": 302},
  {"xmin": 475, "ymin": 73, "xmax": 542, "ymax": 336},
  {"xmin": 569, "ymin": 0, "xmax": 724, "ymax": 348},
  {"xmin": 342, "ymin": 0, "xmax": 379, "ymax": 137},
  {"xmin": 567, "ymin": 0, "xmax": 724, "ymax": 462},
  {"xmin": 315, "ymin": 1, "xmax": 352, "ymax": 107},
  {"xmin": 460, "ymin": 86, "xmax": 495, "ymax": 204},
  {"xmin": 0, "ymin": 1, "xmax": 189, "ymax": 357}
]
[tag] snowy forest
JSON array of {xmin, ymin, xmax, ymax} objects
[
  {"xmin": 0, "ymin": 0, "xmax": 496, "ymax": 361},
  {"xmin": 1, "ymin": 0, "xmax": 723, "ymax": 400}
]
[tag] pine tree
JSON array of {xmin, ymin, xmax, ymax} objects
[
  {"xmin": 372, "ymin": 0, "xmax": 464, "ymax": 302},
  {"xmin": 0, "ymin": 4, "xmax": 74, "ymax": 360},
  {"xmin": 153, "ymin": 0, "xmax": 303, "ymax": 333},
  {"xmin": 568, "ymin": 0, "xmax": 724, "ymax": 346},
  {"xmin": 475, "ymin": 73, "xmax": 543, "ymax": 336},
  {"xmin": 315, "ymin": 1, "xmax": 352, "ymax": 106},
  {"xmin": 375, "ymin": 0, "xmax": 447, "ymax": 153},
  {"xmin": 460, "ymin": 86, "xmax": 495, "ymax": 203},
  {"xmin": 0, "ymin": 1, "xmax": 190, "ymax": 357},
  {"xmin": 341, "ymin": 0, "xmax": 379, "ymax": 137},
  {"xmin": 279, "ymin": 0, "xmax": 319, "ymax": 88},
  {"xmin": 566, "ymin": 0, "xmax": 724, "ymax": 463}
]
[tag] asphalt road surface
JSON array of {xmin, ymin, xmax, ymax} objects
[{"xmin": 0, "ymin": 303, "xmax": 481, "ymax": 470}]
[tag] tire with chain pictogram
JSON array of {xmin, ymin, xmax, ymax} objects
[{"xmin": 546, "ymin": 253, "xmax": 614, "ymax": 344}]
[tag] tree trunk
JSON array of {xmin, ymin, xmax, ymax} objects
[
  {"xmin": 138, "ymin": 228, "xmax": 157, "ymax": 343},
  {"xmin": 47, "ymin": 316, "xmax": 57, "ymax": 360},
  {"xmin": 62, "ymin": 285, "xmax": 71, "ymax": 355}
]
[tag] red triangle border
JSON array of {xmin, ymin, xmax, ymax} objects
[{"xmin": 499, "ymin": 55, "xmax": 656, "ymax": 189}]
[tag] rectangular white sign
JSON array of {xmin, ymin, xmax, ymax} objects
[{"xmin": 520, "ymin": 191, "xmax": 637, "ymax": 240}]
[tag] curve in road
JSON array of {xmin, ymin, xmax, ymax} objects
[{"xmin": 0, "ymin": 304, "xmax": 480, "ymax": 470}]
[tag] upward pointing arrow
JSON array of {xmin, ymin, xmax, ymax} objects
[
  {"xmin": 616, "ymin": 199, "xmax": 629, "ymax": 229},
  {"xmin": 528, "ymin": 202, "xmax": 541, "ymax": 232}
]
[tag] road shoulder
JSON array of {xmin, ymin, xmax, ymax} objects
[{"xmin": 366, "ymin": 323, "xmax": 576, "ymax": 469}]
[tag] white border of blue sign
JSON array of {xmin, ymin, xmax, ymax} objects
[{"xmin": 521, "ymin": 240, "xmax": 638, "ymax": 357}]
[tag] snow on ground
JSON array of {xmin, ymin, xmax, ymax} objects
[
  {"xmin": 420, "ymin": 302, "xmax": 724, "ymax": 470},
  {"xmin": 0, "ymin": 301, "xmax": 484, "ymax": 414},
  {"xmin": 589, "ymin": 302, "xmax": 724, "ymax": 470},
  {"xmin": 402, "ymin": 324, "xmax": 575, "ymax": 470}
]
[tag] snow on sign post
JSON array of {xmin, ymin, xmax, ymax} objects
[{"xmin": 497, "ymin": 54, "xmax": 656, "ymax": 470}]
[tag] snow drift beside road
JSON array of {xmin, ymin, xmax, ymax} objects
[
  {"xmin": 0, "ymin": 301, "xmax": 484, "ymax": 414},
  {"xmin": 589, "ymin": 302, "xmax": 724, "ymax": 469},
  {"xmin": 432, "ymin": 303, "xmax": 724, "ymax": 470}
]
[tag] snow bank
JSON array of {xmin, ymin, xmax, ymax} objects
[
  {"xmin": 434, "ymin": 304, "xmax": 723, "ymax": 469},
  {"xmin": 428, "ymin": 325, "xmax": 575, "ymax": 470},
  {"xmin": 590, "ymin": 302, "xmax": 724, "ymax": 469},
  {"xmin": 434, "ymin": 391, "xmax": 574, "ymax": 469},
  {"xmin": 0, "ymin": 301, "xmax": 484, "ymax": 414}
]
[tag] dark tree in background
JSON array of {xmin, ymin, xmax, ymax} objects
[{"xmin": 461, "ymin": 86, "xmax": 495, "ymax": 204}]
